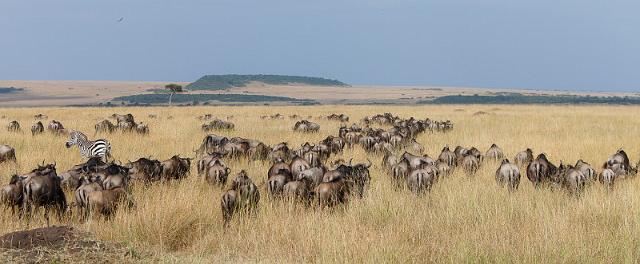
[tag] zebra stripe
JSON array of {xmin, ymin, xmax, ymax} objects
[{"xmin": 67, "ymin": 131, "xmax": 112, "ymax": 159}]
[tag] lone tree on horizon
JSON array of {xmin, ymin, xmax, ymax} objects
[{"xmin": 165, "ymin": 84, "xmax": 183, "ymax": 106}]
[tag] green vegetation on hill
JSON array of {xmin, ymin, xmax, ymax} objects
[
  {"xmin": 186, "ymin": 74, "xmax": 348, "ymax": 90},
  {"xmin": 112, "ymin": 93, "xmax": 318, "ymax": 105},
  {"xmin": 0, "ymin": 87, "xmax": 24, "ymax": 94},
  {"xmin": 420, "ymin": 93, "xmax": 640, "ymax": 105}
]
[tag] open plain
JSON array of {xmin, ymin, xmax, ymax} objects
[{"xmin": 1, "ymin": 105, "xmax": 640, "ymax": 263}]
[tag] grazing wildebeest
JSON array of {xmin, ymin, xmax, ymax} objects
[
  {"xmin": 526, "ymin": 153, "xmax": 557, "ymax": 188},
  {"xmin": 293, "ymin": 120, "xmax": 320, "ymax": 133},
  {"xmin": 268, "ymin": 158, "xmax": 291, "ymax": 179},
  {"xmin": 22, "ymin": 163, "xmax": 67, "ymax": 226},
  {"xmin": 495, "ymin": 159, "xmax": 521, "ymax": 192},
  {"xmin": 48, "ymin": 120, "xmax": 66, "ymax": 134},
  {"xmin": 557, "ymin": 164, "xmax": 586, "ymax": 196},
  {"xmin": 604, "ymin": 149, "xmax": 632, "ymax": 175},
  {"xmin": 125, "ymin": 157, "xmax": 163, "ymax": 183},
  {"xmin": 485, "ymin": 144, "xmax": 504, "ymax": 160},
  {"xmin": 0, "ymin": 145, "xmax": 17, "ymax": 163},
  {"xmin": 267, "ymin": 172, "xmax": 291, "ymax": 198},
  {"xmin": 136, "ymin": 123, "xmax": 150, "ymax": 135},
  {"xmin": 297, "ymin": 167, "xmax": 326, "ymax": 187},
  {"xmin": 315, "ymin": 177, "xmax": 349, "ymax": 209},
  {"xmin": 438, "ymin": 146, "xmax": 457, "ymax": 167},
  {"xmin": 87, "ymin": 187, "xmax": 128, "ymax": 219},
  {"xmin": 7, "ymin": 120, "xmax": 20, "ymax": 132},
  {"xmin": 435, "ymin": 161, "xmax": 452, "ymax": 178},
  {"xmin": 454, "ymin": 146, "xmax": 468, "ymax": 160},
  {"xmin": 514, "ymin": 148, "xmax": 533, "ymax": 166},
  {"xmin": 599, "ymin": 168, "xmax": 616, "ymax": 190},
  {"xmin": 574, "ymin": 159, "xmax": 597, "ymax": 182},
  {"xmin": 290, "ymin": 156, "xmax": 311, "ymax": 179},
  {"xmin": 382, "ymin": 151, "xmax": 399, "ymax": 170},
  {"xmin": 34, "ymin": 114, "xmax": 48, "ymax": 120},
  {"xmin": 283, "ymin": 177, "xmax": 313, "ymax": 204},
  {"xmin": 402, "ymin": 152, "xmax": 435, "ymax": 170},
  {"xmin": 31, "ymin": 121, "xmax": 44, "ymax": 135},
  {"xmin": 205, "ymin": 160, "xmax": 231, "ymax": 186},
  {"xmin": 1, "ymin": 175, "xmax": 24, "ymax": 215},
  {"xmin": 74, "ymin": 175, "xmax": 104, "ymax": 219},
  {"xmin": 221, "ymin": 171, "xmax": 260, "ymax": 226},
  {"xmin": 391, "ymin": 161, "xmax": 409, "ymax": 188},
  {"xmin": 461, "ymin": 155, "xmax": 480, "ymax": 175},
  {"xmin": 406, "ymin": 167, "xmax": 436, "ymax": 194},
  {"xmin": 202, "ymin": 119, "xmax": 235, "ymax": 131},
  {"xmin": 197, "ymin": 153, "xmax": 225, "ymax": 176},
  {"xmin": 160, "ymin": 155, "xmax": 191, "ymax": 180},
  {"xmin": 95, "ymin": 119, "xmax": 116, "ymax": 133}
]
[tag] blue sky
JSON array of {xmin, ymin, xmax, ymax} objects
[{"xmin": 0, "ymin": 0, "xmax": 638, "ymax": 91}]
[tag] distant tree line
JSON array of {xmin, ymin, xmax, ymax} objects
[
  {"xmin": 419, "ymin": 93, "xmax": 640, "ymax": 105},
  {"xmin": 0, "ymin": 87, "xmax": 24, "ymax": 94},
  {"xmin": 186, "ymin": 74, "xmax": 349, "ymax": 90}
]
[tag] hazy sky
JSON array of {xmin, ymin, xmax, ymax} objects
[{"xmin": 1, "ymin": 0, "xmax": 638, "ymax": 91}]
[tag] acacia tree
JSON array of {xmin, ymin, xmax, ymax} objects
[{"xmin": 165, "ymin": 84, "xmax": 183, "ymax": 106}]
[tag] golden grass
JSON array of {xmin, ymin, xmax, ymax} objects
[{"xmin": 1, "ymin": 105, "xmax": 640, "ymax": 263}]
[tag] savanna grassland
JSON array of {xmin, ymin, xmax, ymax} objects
[{"xmin": 1, "ymin": 105, "xmax": 640, "ymax": 263}]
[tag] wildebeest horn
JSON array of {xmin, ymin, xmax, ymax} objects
[
  {"xmin": 348, "ymin": 158, "xmax": 353, "ymax": 165},
  {"xmin": 365, "ymin": 159, "xmax": 372, "ymax": 168}
]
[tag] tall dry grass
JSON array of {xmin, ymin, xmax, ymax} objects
[{"xmin": 1, "ymin": 105, "xmax": 640, "ymax": 263}]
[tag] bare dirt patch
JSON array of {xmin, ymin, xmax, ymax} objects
[{"xmin": 0, "ymin": 226, "xmax": 143, "ymax": 263}]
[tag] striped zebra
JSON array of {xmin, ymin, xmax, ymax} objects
[{"xmin": 65, "ymin": 130, "xmax": 112, "ymax": 160}]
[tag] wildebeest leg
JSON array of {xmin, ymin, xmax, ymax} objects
[{"xmin": 44, "ymin": 206, "xmax": 50, "ymax": 227}]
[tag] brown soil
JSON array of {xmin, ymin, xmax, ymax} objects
[{"xmin": 0, "ymin": 226, "xmax": 144, "ymax": 263}]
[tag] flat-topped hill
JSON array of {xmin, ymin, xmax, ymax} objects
[{"xmin": 185, "ymin": 74, "xmax": 348, "ymax": 90}]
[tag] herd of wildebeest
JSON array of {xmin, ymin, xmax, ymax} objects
[{"xmin": 0, "ymin": 112, "xmax": 637, "ymax": 227}]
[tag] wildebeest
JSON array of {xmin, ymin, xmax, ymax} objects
[
  {"xmin": 406, "ymin": 167, "xmax": 437, "ymax": 194},
  {"xmin": 402, "ymin": 152, "xmax": 435, "ymax": 170},
  {"xmin": 599, "ymin": 168, "xmax": 616, "ymax": 190},
  {"xmin": 205, "ymin": 160, "xmax": 231, "ymax": 186},
  {"xmin": 7, "ymin": 120, "xmax": 20, "ymax": 132},
  {"xmin": 514, "ymin": 148, "xmax": 533, "ymax": 166},
  {"xmin": 31, "ymin": 121, "xmax": 44, "ymax": 135},
  {"xmin": 74, "ymin": 175, "xmax": 104, "ymax": 219},
  {"xmin": 283, "ymin": 177, "xmax": 313, "ymax": 204},
  {"xmin": 22, "ymin": 163, "xmax": 67, "ymax": 225},
  {"xmin": 526, "ymin": 153, "xmax": 557, "ymax": 188},
  {"xmin": 95, "ymin": 119, "xmax": 116, "ymax": 133},
  {"xmin": 326, "ymin": 114, "xmax": 349, "ymax": 122},
  {"xmin": 604, "ymin": 149, "xmax": 633, "ymax": 175},
  {"xmin": 221, "ymin": 171, "xmax": 260, "ymax": 226},
  {"xmin": 136, "ymin": 122, "xmax": 149, "ymax": 134},
  {"xmin": 0, "ymin": 145, "xmax": 16, "ymax": 163},
  {"xmin": 435, "ymin": 161, "xmax": 452, "ymax": 178},
  {"xmin": 485, "ymin": 144, "xmax": 504, "ymax": 160},
  {"xmin": 198, "ymin": 153, "xmax": 225, "ymax": 176},
  {"xmin": 293, "ymin": 120, "xmax": 320, "ymax": 133},
  {"xmin": 574, "ymin": 159, "xmax": 597, "ymax": 182},
  {"xmin": 87, "ymin": 187, "xmax": 128, "ymax": 219},
  {"xmin": 160, "ymin": 155, "xmax": 191, "ymax": 180},
  {"xmin": 290, "ymin": 156, "xmax": 311, "ymax": 179},
  {"xmin": 495, "ymin": 159, "xmax": 521, "ymax": 192},
  {"xmin": 202, "ymin": 119, "xmax": 235, "ymax": 131},
  {"xmin": 315, "ymin": 177, "xmax": 349, "ymax": 209},
  {"xmin": 391, "ymin": 161, "xmax": 409, "ymax": 188},
  {"xmin": 461, "ymin": 155, "xmax": 480, "ymax": 175},
  {"xmin": 34, "ymin": 114, "xmax": 48, "ymax": 120},
  {"xmin": 556, "ymin": 163, "xmax": 586, "ymax": 196},
  {"xmin": 1, "ymin": 175, "xmax": 24, "ymax": 215},
  {"xmin": 438, "ymin": 146, "xmax": 456, "ymax": 167},
  {"xmin": 125, "ymin": 157, "xmax": 163, "ymax": 183},
  {"xmin": 48, "ymin": 120, "xmax": 66, "ymax": 135}
]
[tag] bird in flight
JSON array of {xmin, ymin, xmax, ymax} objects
[{"xmin": 117, "ymin": 17, "xmax": 124, "ymax": 23}]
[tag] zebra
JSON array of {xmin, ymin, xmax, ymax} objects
[{"xmin": 65, "ymin": 130, "xmax": 112, "ymax": 160}]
